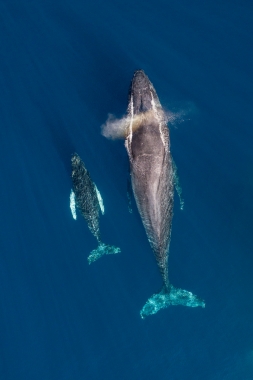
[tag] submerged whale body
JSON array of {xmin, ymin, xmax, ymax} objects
[
  {"xmin": 125, "ymin": 70, "xmax": 205, "ymax": 317},
  {"xmin": 71, "ymin": 153, "xmax": 120, "ymax": 264}
]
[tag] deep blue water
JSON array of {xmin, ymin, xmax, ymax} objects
[{"xmin": 1, "ymin": 1, "xmax": 253, "ymax": 379}]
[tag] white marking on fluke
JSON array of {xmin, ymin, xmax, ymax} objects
[
  {"xmin": 95, "ymin": 185, "xmax": 105, "ymax": 215},
  {"xmin": 70, "ymin": 189, "xmax": 77, "ymax": 220}
]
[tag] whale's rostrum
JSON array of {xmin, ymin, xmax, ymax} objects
[
  {"xmin": 125, "ymin": 70, "xmax": 205, "ymax": 318},
  {"xmin": 71, "ymin": 153, "xmax": 120, "ymax": 264}
]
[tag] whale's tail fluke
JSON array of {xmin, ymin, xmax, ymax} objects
[
  {"xmin": 88, "ymin": 243, "xmax": 121, "ymax": 264},
  {"xmin": 140, "ymin": 285, "xmax": 205, "ymax": 319}
]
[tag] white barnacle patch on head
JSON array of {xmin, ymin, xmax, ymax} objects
[
  {"xmin": 94, "ymin": 185, "xmax": 105, "ymax": 215},
  {"xmin": 70, "ymin": 189, "xmax": 77, "ymax": 220}
]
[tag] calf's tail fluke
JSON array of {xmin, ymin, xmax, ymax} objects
[
  {"xmin": 140, "ymin": 284, "xmax": 205, "ymax": 319},
  {"xmin": 88, "ymin": 243, "xmax": 121, "ymax": 264}
]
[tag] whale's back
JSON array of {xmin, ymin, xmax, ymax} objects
[
  {"xmin": 71, "ymin": 154, "xmax": 101, "ymax": 242},
  {"xmin": 129, "ymin": 119, "xmax": 174, "ymax": 286}
]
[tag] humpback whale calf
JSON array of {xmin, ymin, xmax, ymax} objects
[
  {"xmin": 71, "ymin": 153, "xmax": 120, "ymax": 264},
  {"xmin": 124, "ymin": 70, "xmax": 205, "ymax": 318}
]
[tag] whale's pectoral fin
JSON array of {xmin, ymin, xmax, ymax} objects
[
  {"xmin": 140, "ymin": 285, "xmax": 205, "ymax": 319},
  {"xmin": 172, "ymin": 158, "xmax": 184, "ymax": 210},
  {"xmin": 127, "ymin": 178, "xmax": 133, "ymax": 214},
  {"xmin": 88, "ymin": 243, "xmax": 121, "ymax": 264},
  {"xmin": 70, "ymin": 189, "xmax": 77, "ymax": 220},
  {"xmin": 94, "ymin": 184, "xmax": 105, "ymax": 215}
]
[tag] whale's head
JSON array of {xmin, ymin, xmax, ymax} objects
[
  {"xmin": 129, "ymin": 70, "xmax": 154, "ymax": 115},
  {"xmin": 71, "ymin": 153, "xmax": 87, "ymax": 174},
  {"xmin": 126, "ymin": 70, "xmax": 166, "ymax": 139},
  {"xmin": 71, "ymin": 153, "xmax": 80, "ymax": 166}
]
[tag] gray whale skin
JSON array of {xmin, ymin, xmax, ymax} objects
[
  {"xmin": 125, "ymin": 70, "xmax": 205, "ymax": 318},
  {"xmin": 71, "ymin": 153, "xmax": 120, "ymax": 264}
]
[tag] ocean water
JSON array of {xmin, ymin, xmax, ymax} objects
[{"xmin": 0, "ymin": 1, "xmax": 253, "ymax": 379}]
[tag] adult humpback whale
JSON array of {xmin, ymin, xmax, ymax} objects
[
  {"xmin": 71, "ymin": 153, "xmax": 120, "ymax": 264},
  {"xmin": 125, "ymin": 70, "xmax": 205, "ymax": 318}
]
